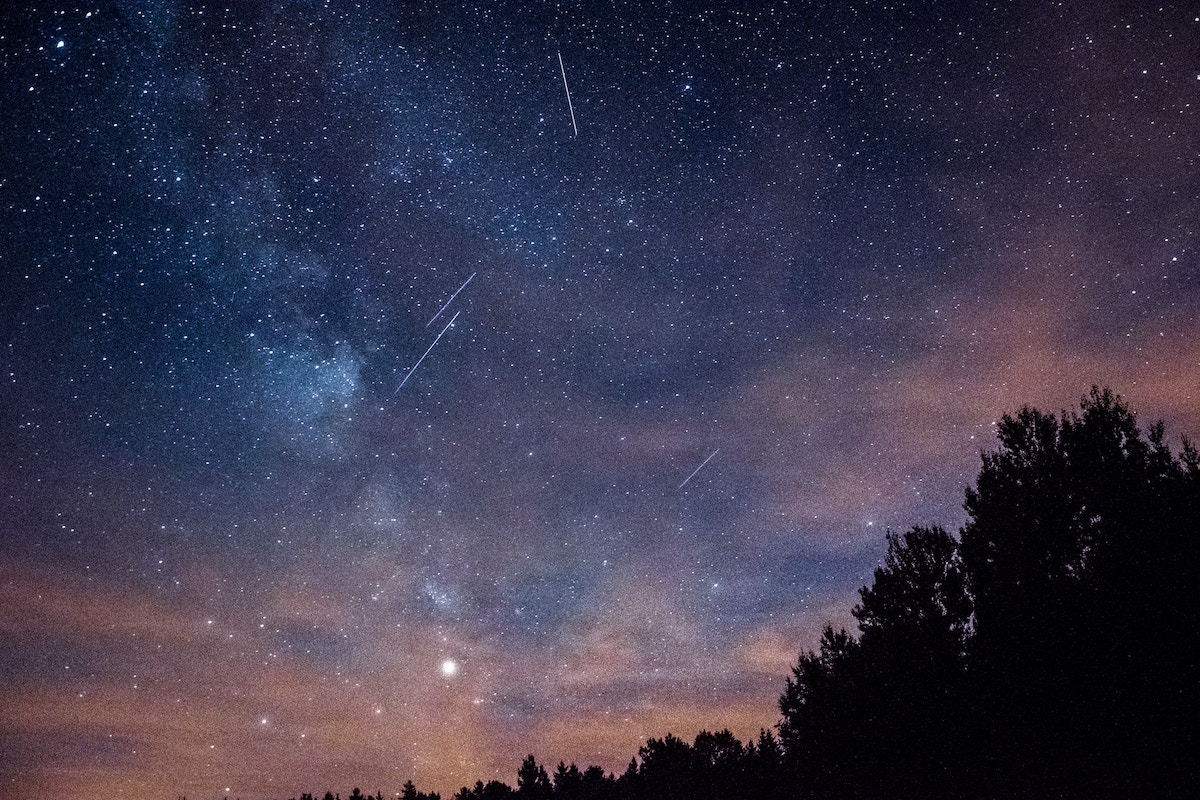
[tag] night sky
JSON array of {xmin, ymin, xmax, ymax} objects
[{"xmin": 1, "ymin": 2, "xmax": 1197, "ymax": 798}]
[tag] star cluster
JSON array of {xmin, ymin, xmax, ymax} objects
[{"xmin": 1, "ymin": 3, "xmax": 1197, "ymax": 798}]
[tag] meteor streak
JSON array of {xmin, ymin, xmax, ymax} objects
[
  {"xmin": 678, "ymin": 448, "xmax": 720, "ymax": 490},
  {"xmin": 558, "ymin": 51, "xmax": 578, "ymax": 137},
  {"xmin": 427, "ymin": 272, "xmax": 476, "ymax": 328},
  {"xmin": 395, "ymin": 310, "xmax": 460, "ymax": 394}
]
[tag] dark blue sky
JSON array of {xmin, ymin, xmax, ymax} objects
[{"xmin": 2, "ymin": 2, "xmax": 1197, "ymax": 797}]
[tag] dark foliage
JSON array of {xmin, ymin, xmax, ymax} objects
[
  {"xmin": 958, "ymin": 388, "xmax": 1198, "ymax": 797},
  {"xmin": 779, "ymin": 387, "xmax": 1197, "ymax": 799},
  {"xmin": 279, "ymin": 388, "xmax": 1196, "ymax": 800},
  {"xmin": 279, "ymin": 730, "xmax": 781, "ymax": 800}
]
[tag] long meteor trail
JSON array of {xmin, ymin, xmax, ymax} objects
[
  {"xmin": 427, "ymin": 272, "xmax": 475, "ymax": 327},
  {"xmin": 558, "ymin": 51, "xmax": 578, "ymax": 137},
  {"xmin": 678, "ymin": 448, "xmax": 720, "ymax": 490},
  {"xmin": 395, "ymin": 310, "xmax": 460, "ymax": 394}
]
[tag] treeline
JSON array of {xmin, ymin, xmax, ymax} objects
[
  {"xmin": 774, "ymin": 388, "xmax": 1196, "ymax": 798},
  {"xmin": 286, "ymin": 731, "xmax": 788, "ymax": 800},
  {"xmin": 286, "ymin": 388, "xmax": 1196, "ymax": 800}
]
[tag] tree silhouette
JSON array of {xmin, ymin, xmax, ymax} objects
[
  {"xmin": 852, "ymin": 525, "xmax": 972, "ymax": 798},
  {"xmin": 738, "ymin": 729, "xmax": 786, "ymax": 800},
  {"xmin": 778, "ymin": 387, "xmax": 1198, "ymax": 799},
  {"xmin": 577, "ymin": 765, "xmax": 613, "ymax": 800},
  {"xmin": 689, "ymin": 729, "xmax": 748, "ymax": 800},
  {"xmin": 960, "ymin": 387, "xmax": 1198, "ymax": 797},
  {"xmin": 517, "ymin": 754, "xmax": 552, "ymax": 800},
  {"xmin": 550, "ymin": 762, "xmax": 582, "ymax": 800},
  {"xmin": 777, "ymin": 625, "xmax": 863, "ymax": 798},
  {"xmin": 454, "ymin": 779, "xmax": 515, "ymax": 800}
]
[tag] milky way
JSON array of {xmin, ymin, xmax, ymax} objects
[{"xmin": 2, "ymin": 3, "xmax": 1197, "ymax": 798}]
